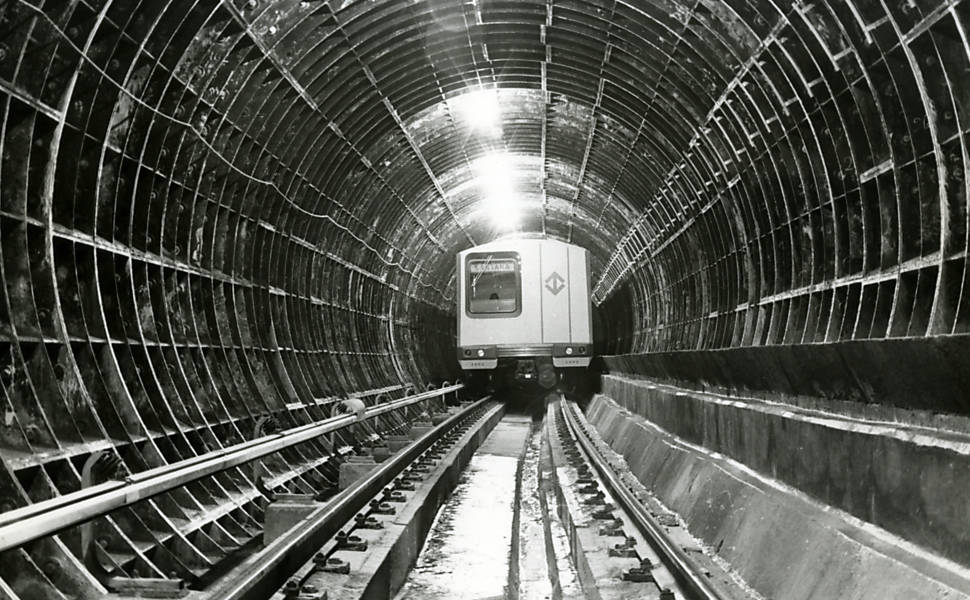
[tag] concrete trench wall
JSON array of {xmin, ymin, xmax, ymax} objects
[
  {"xmin": 600, "ymin": 336, "xmax": 970, "ymax": 416},
  {"xmin": 586, "ymin": 378, "xmax": 970, "ymax": 599},
  {"xmin": 358, "ymin": 406, "xmax": 507, "ymax": 600}
]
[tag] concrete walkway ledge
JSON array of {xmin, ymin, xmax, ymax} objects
[{"xmin": 586, "ymin": 386, "xmax": 970, "ymax": 600}]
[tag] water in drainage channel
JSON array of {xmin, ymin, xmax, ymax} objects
[
  {"xmin": 517, "ymin": 414, "xmax": 583, "ymax": 600},
  {"xmin": 394, "ymin": 412, "xmax": 581, "ymax": 600}
]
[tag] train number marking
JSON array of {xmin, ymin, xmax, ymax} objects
[{"xmin": 545, "ymin": 272, "xmax": 566, "ymax": 295}]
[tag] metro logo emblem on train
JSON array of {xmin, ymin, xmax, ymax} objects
[{"xmin": 545, "ymin": 272, "xmax": 566, "ymax": 295}]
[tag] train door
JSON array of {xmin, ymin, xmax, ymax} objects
[{"xmin": 539, "ymin": 242, "xmax": 571, "ymax": 344}]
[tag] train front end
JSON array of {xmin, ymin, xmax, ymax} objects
[{"xmin": 457, "ymin": 238, "xmax": 592, "ymax": 391}]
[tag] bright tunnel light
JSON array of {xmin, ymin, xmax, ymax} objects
[
  {"xmin": 473, "ymin": 152, "xmax": 520, "ymax": 230},
  {"xmin": 452, "ymin": 88, "xmax": 501, "ymax": 137},
  {"xmin": 482, "ymin": 194, "xmax": 520, "ymax": 230}
]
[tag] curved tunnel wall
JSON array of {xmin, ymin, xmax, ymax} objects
[
  {"xmin": 0, "ymin": 0, "xmax": 462, "ymax": 593},
  {"xmin": 0, "ymin": 0, "xmax": 968, "ymax": 596},
  {"xmin": 583, "ymin": 1, "xmax": 970, "ymax": 412},
  {"xmin": 1, "ymin": 0, "xmax": 459, "ymax": 451}
]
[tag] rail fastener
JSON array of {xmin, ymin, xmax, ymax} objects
[
  {"xmin": 623, "ymin": 558, "xmax": 657, "ymax": 583},
  {"xmin": 610, "ymin": 537, "xmax": 640, "ymax": 558},
  {"xmin": 354, "ymin": 514, "xmax": 384, "ymax": 529},
  {"xmin": 314, "ymin": 554, "xmax": 350, "ymax": 574},
  {"xmin": 599, "ymin": 520, "xmax": 626, "ymax": 536},
  {"xmin": 335, "ymin": 531, "xmax": 368, "ymax": 551},
  {"xmin": 561, "ymin": 399, "xmax": 725, "ymax": 600},
  {"xmin": 369, "ymin": 500, "xmax": 396, "ymax": 515}
]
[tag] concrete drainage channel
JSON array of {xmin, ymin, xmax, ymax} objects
[
  {"xmin": 513, "ymin": 417, "xmax": 583, "ymax": 600},
  {"xmin": 395, "ymin": 412, "xmax": 533, "ymax": 600},
  {"xmin": 391, "ymin": 408, "xmax": 587, "ymax": 600},
  {"xmin": 261, "ymin": 400, "xmax": 506, "ymax": 600},
  {"xmin": 391, "ymin": 396, "xmax": 755, "ymax": 600},
  {"xmin": 231, "ymin": 395, "xmax": 759, "ymax": 600},
  {"xmin": 195, "ymin": 397, "xmax": 501, "ymax": 600}
]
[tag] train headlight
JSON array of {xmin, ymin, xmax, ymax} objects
[
  {"xmin": 458, "ymin": 346, "xmax": 496, "ymax": 362},
  {"xmin": 553, "ymin": 344, "xmax": 589, "ymax": 358}
]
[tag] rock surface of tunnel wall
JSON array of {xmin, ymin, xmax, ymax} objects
[
  {"xmin": 591, "ymin": 0, "xmax": 970, "ymax": 390},
  {"xmin": 0, "ymin": 0, "xmax": 459, "ymax": 596}
]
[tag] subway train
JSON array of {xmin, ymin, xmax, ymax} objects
[{"xmin": 457, "ymin": 238, "xmax": 592, "ymax": 389}]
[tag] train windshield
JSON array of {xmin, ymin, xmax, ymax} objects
[{"xmin": 466, "ymin": 253, "xmax": 520, "ymax": 314}]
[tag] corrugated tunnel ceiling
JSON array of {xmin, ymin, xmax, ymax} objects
[{"xmin": 0, "ymin": 0, "xmax": 969, "ymax": 587}]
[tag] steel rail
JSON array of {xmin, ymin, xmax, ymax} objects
[
  {"xmin": 559, "ymin": 399, "xmax": 724, "ymax": 600},
  {"xmin": 0, "ymin": 384, "xmax": 463, "ymax": 552},
  {"xmin": 214, "ymin": 396, "xmax": 497, "ymax": 600}
]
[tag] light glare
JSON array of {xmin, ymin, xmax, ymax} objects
[
  {"xmin": 473, "ymin": 153, "xmax": 520, "ymax": 230},
  {"xmin": 483, "ymin": 194, "xmax": 520, "ymax": 230},
  {"xmin": 454, "ymin": 88, "xmax": 501, "ymax": 137}
]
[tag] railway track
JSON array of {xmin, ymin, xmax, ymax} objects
[
  {"xmin": 209, "ymin": 397, "xmax": 500, "ymax": 600},
  {"xmin": 192, "ymin": 394, "xmax": 751, "ymax": 600},
  {"xmin": 554, "ymin": 398, "xmax": 734, "ymax": 600}
]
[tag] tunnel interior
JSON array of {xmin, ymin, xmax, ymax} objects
[{"xmin": 1, "ymin": 0, "xmax": 969, "ymax": 596}]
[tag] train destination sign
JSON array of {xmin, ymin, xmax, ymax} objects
[{"xmin": 469, "ymin": 260, "xmax": 516, "ymax": 273}]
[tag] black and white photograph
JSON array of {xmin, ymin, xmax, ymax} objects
[{"xmin": 0, "ymin": 0, "xmax": 967, "ymax": 598}]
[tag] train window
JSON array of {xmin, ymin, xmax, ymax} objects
[{"xmin": 466, "ymin": 252, "xmax": 521, "ymax": 316}]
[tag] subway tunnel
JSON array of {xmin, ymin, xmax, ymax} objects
[{"xmin": 0, "ymin": 0, "xmax": 969, "ymax": 598}]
